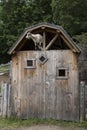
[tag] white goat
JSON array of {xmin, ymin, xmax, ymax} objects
[{"xmin": 26, "ymin": 32, "xmax": 43, "ymax": 50}]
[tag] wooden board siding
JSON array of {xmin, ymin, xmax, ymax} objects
[{"xmin": 11, "ymin": 50, "xmax": 79, "ymax": 121}]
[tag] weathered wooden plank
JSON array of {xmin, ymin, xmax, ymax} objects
[
  {"xmin": 43, "ymin": 31, "xmax": 46, "ymax": 50},
  {"xmin": 12, "ymin": 54, "xmax": 18, "ymax": 99},
  {"xmin": 39, "ymin": 57, "xmax": 46, "ymax": 118},
  {"xmin": 44, "ymin": 51, "xmax": 55, "ymax": 118},
  {"xmin": 14, "ymin": 98, "xmax": 21, "ymax": 117},
  {"xmin": 79, "ymin": 81, "xmax": 85, "ymax": 122},
  {"xmin": 20, "ymin": 99, "xmax": 27, "ymax": 119},
  {"xmin": 35, "ymin": 52, "xmax": 43, "ymax": 118},
  {"xmin": 7, "ymin": 84, "xmax": 11, "ymax": 117},
  {"xmin": 0, "ymin": 83, "xmax": 11, "ymax": 117},
  {"xmin": 13, "ymin": 52, "xmax": 21, "ymax": 117},
  {"xmin": 1, "ymin": 83, "xmax": 8, "ymax": 117},
  {"xmin": 66, "ymin": 51, "xmax": 79, "ymax": 121}
]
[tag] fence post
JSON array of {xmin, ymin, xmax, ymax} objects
[
  {"xmin": 7, "ymin": 83, "xmax": 11, "ymax": 117},
  {"xmin": 80, "ymin": 81, "xmax": 85, "ymax": 122},
  {"xmin": 1, "ymin": 82, "xmax": 8, "ymax": 117}
]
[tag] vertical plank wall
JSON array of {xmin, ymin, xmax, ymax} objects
[{"xmin": 12, "ymin": 50, "xmax": 79, "ymax": 121}]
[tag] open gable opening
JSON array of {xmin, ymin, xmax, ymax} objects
[{"xmin": 17, "ymin": 28, "xmax": 71, "ymax": 51}]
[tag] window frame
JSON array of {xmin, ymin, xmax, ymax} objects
[
  {"xmin": 56, "ymin": 67, "xmax": 69, "ymax": 79},
  {"xmin": 25, "ymin": 58, "xmax": 36, "ymax": 69}
]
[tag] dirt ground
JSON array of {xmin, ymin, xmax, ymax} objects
[{"xmin": 13, "ymin": 125, "xmax": 87, "ymax": 130}]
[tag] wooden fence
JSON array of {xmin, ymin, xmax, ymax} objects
[
  {"xmin": 0, "ymin": 82, "xmax": 11, "ymax": 117},
  {"xmin": 80, "ymin": 81, "xmax": 87, "ymax": 121}
]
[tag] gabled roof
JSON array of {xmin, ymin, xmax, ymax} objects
[{"xmin": 8, "ymin": 22, "xmax": 81, "ymax": 54}]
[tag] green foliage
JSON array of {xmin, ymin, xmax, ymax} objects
[
  {"xmin": 51, "ymin": 0, "xmax": 87, "ymax": 35},
  {"xmin": 73, "ymin": 33, "xmax": 87, "ymax": 51}
]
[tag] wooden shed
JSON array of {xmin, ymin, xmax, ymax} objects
[{"xmin": 9, "ymin": 23, "xmax": 81, "ymax": 121}]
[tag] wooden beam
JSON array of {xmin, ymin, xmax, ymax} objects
[
  {"xmin": 43, "ymin": 31, "xmax": 46, "ymax": 50},
  {"xmin": 46, "ymin": 34, "xmax": 58, "ymax": 50},
  {"xmin": 45, "ymin": 28, "xmax": 56, "ymax": 34},
  {"xmin": 41, "ymin": 26, "xmax": 46, "ymax": 30}
]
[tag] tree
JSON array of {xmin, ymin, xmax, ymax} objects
[
  {"xmin": 73, "ymin": 33, "xmax": 87, "ymax": 82},
  {"xmin": 73, "ymin": 33, "xmax": 87, "ymax": 55},
  {"xmin": 30, "ymin": 0, "xmax": 52, "ymax": 23},
  {"xmin": 0, "ymin": 0, "xmax": 33, "ymax": 63},
  {"xmin": 51, "ymin": 0, "xmax": 87, "ymax": 35}
]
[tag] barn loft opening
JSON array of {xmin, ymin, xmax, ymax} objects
[
  {"xmin": 9, "ymin": 23, "xmax": 81, "ymax": 55},
  {"xmin": 45, "ymin": 31, "xmax": 70, "ymax": 50},
  {"xmin": 18, "ymin": 30, "xmax": 70, "ymax": 51},
  {"xmin": 21, "ymin": 39, "xmax": 35, "ymax": 51},
  {"xmin": 47, "ymin": 37, "xmax": 70, "ymax": 50}
]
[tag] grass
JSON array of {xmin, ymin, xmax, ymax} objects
[
  {"xmin": 0, "ymin": 118, "xmax": 87, "ymax": 130},
  {"xmin": 0, "ymin": 64, "xmax": 9, "ymax": 73}
]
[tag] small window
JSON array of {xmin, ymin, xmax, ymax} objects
[
  {"xmin": 27, "ymin": 60, "xmax": 33, "ymax": 66},
  {"xmin": 38, "ymin": 55, "xmax": 48, "ymax": 64},
  {"xmin": 59, "ymin": 69, "xmax": 65, "ymax": 76},
  {"xmin": 25, "ymin": 59, "xmax": 36, "ymax": 68},
  {"xmin": 56, "ymin": 67, "xmax": 68, "ymax": 79}
]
